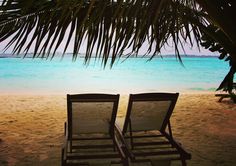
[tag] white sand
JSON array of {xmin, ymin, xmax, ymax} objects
[{"xmin": 0, "ymin": 94, "xmax": 235, "ymax": 166}]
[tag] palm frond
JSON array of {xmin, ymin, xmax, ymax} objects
[
  {"xmin": 0, "ymin": 0, "xmax": 205, "ymax": 66},
  {"xmin": 195, "ymin": 0, "xmax": 236, "ymax": 91}
]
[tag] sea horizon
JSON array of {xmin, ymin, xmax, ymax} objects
[{"xmin": 0, "ymin": 53, "xmax": 219, "ymax": 58}]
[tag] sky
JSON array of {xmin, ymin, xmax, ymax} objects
[
  {"xmin": 0, "ymin": 28, "xmax": 218, "ymax": 56},
  {"xmin": 0, "ymin": 37, "xmax": 217, "ymax": 56}
]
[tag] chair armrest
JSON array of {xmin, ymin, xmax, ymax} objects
[
  {"xmin": 61, "ymin": 146, "xmax": 67, "ymax": 166},
  {"xmin": 62, "ymin": 122, "xmax": 69, "ymax": 153},
  {"xmin": 113, "ymin": 134, "xmax": 127, "ymax": 163},
  {"xmin": 114, "ymin": 123, "xmax": 135, "ymax": 161},
  {"xmin": 64, "ymin": 122, "xmax": 68, "ymax": 137},
  {"xmin": 61, "ymin": 131, "xmax": 68, "ymax": 166},
  {"xmin": 62, "ymin": 122, "xmax": 68, "ymax": 149},
  {"xmin": 162, "ymin": 131, "xmax": 191, "ymax": 160}
]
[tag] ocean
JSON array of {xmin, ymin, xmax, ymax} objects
[{"xmin": 0, "ymin": 55, "xmax": 233, "ymax": 94}]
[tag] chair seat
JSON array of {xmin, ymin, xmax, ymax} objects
[{"xmin": 121, "ymin": 93, "xmax": 191, "ymax": 166}]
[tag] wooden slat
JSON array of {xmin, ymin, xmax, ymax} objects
[
  {"xmin": 133, "ymin": 141, "xmax": 170, "ymax": 147},
  {"xmin": 72, "ymin": 144, "xmax": 114, "ymax": 149},
  {"xmin": 125, "ymin": 134, "xmax": 163, "ymax": 139},
  {"xmin": 133, "ymin": 150, "xmax": 179, "ymax": 157},
  {"xmin": 67, "ymin": 153, "xmax": 120, "ymax": 160},
  {"xmin": 71, "ymin": 136, "xmax": 111, "ymax": 140}
]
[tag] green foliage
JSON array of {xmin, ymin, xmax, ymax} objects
[
  {"xmin": 200, "ymin": 25, "xmax": 229, "ymax": 61},
  {"xmin": 196, "ymin": 1, "xmax": 236, "ymax": 92},
  {"xmin": 200, "ymin": 24, "xmax": 235, "ymax": 92}
]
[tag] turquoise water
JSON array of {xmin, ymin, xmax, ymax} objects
[{"xmin": 0, "ymin": 56, "xmax": 233, "ymax": 94}]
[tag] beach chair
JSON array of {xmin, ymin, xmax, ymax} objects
[
  {"xmin": 120, "ymin": 93, "xmax": 191, "ymax": 166},
  {"xmin": 61, "ymin": 94, "xmax": 128, "ymax": 166}
]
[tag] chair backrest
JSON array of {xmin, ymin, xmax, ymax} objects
[
  {"xmin": 67, "ymin": 94, "xmax": 120, "ymax": 139},
  {"xmin": 123, "ymin": 93, "xmax": 179, "ymax": 133}
]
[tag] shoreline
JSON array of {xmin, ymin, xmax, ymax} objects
[{"xmin": 0, "ymin": 90, "xmax": 217, "ymax": 95}]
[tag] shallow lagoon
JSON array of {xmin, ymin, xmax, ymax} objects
[{"xmin": 0, "ymin": 56, "xmax": 232, "ymax": 94}]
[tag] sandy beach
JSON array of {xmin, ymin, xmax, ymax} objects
[{"xmin": 0, "ymin": 93, "xmax": 236, "ymax": 166}]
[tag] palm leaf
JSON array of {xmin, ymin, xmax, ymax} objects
[{"xmin": 0, "ymin": 0, "xmax": 204, "ymax": 64}]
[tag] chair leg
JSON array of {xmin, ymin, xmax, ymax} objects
[
  {"xmin": 61, "ymin": 148, "xmax": 66, "ymax": 166},
  {"xmin": 181, "ymin": 159, "xmax": 187, "ymax": 166},
  {"xmin": 70, "ymin": 141, "xmax": 72, "ymax": 153},
  {"xmin": 120, "ymin": 153, "xmax": 130, "ymax": 166},
  {"xmin": 128, "ymin": 120, "xmax": 134, "ymax": 150},
  {"xmin": 112, "ymin": 137, "xmax": 117, "ymax": 151},
  {"xmin": 167, "ymin": 121, "xmax": 174, "ymax": 148}
]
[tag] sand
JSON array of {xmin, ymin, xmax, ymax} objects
[{"xmin": 0, "ymin": 94, "xmax": 236, "ymax": 166}]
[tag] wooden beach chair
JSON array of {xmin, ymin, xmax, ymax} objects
[
  {"xmin": 61, "ymin": 94, "xmax": 128, "ymax": 166},
  {"xmin": 120, "ymin": 93, "xmax": 191, "ymax": 166}
]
